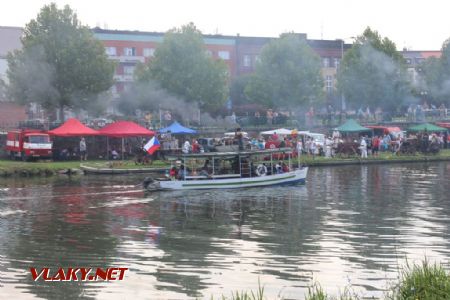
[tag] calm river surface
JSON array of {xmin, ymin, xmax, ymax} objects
[{"xmin": 0, "ymin": 162, "xmax": 449, "ymax": 299}]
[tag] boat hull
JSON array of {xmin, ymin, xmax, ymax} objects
[{"xmin": 155, "ymin": 168, "xmax": 308, "ymax": 190}]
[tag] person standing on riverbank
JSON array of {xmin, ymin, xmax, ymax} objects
[
  {"xmin": 79, "ymin": 137, "xmax": 87, "ymax": 161},
  {"xmin": 360, "ymin": 137, "xmax": 368, "ymax": 158}
]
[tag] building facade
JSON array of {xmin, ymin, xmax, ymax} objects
[
  {"xmin": 0, "ymin": 26, "xmax": 23, "ymax": 98},
  {"xmin": 93, "ymin": 28, "xmax": 350, "ymax": 104},
  {"xmin": 401, "ymin": 50, "xmax": 442, "ymax": 87}
]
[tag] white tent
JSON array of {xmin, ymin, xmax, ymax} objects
[{"xmin": 260, "ymin": 128, "xmax": 293, "ymax": 136}]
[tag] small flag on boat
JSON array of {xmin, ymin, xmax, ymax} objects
[{"xmin": 143, "ymin": 136, "xmax": 160, "ymax": 155}]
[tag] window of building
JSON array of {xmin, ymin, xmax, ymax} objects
[
  {"xmin": 218, "ymin": 51, "xmax": 230, "ymax": 60},
  {"xmin": 143, "ymin": 48, "xmax": 155, "ymax": 57},
  {"xmin": 326, "ymin": 75, "xmax": 333, "ymax": 93},
  {"xmin": 415, "ymin": 58, "xmax": 425, "ymax": 64},
  {"xmin": 254, "ymin": 55, "xmax": 260, "ymax": 64},
  {"xmin": 123, "ymin": 65, "xmax": 135, "ymax": 75},
  {"xmin": 243, "ymin": 55, "xmax": 251, "ymax": 67},
  {"xmin": 405, "ymin": 58, "xmax": 412, "ymax": 65},
  {"xmin": 334, "ymin": 58, "xmax": 340, "ymax": 69},
  {"xmin": 105, "ymin": 47, "xmax": 117, "ymax": 56},
  {"xmin": 323, "ymin": 57, "xmax": 330, "ymax": 68},
  {"xmin": 123, "ymin": 47, "xmax": 136, "ymax": 56}
]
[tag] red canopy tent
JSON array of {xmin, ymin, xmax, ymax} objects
[
  {"xmin": 48, "ymin": 118, "xmax": 99, "ymax": 136},
  {"xmin": 98, "ymin": 121, "xmax": 155, "ymax": 160},
  {"xmin": 436, "ymin": 122, "xmax": 450, "ymax": 129},
  {"xmin": 97, "ymin": 121, "xmax": 155, "ymax": 137}
]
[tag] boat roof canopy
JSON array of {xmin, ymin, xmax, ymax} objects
[{"xmin": 167, "ymin": 148, "xmax": 293, "ymax": 159}]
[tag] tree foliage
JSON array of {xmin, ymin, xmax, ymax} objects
[
  {"xmin": 337, "ymin": 27, "xmax": 410, "ymax": 111},
  {"xmin": 6, "ymin": 3, "xmax": 115, "ymax": 118},
  {"xmin": 419, "ymin": 37, "xmax": 450, "ymax": 106},
  {"xmin": 0, "ymin": 78, "xmax": 6, "ymax": 101},
  {"xmin": 136, "ymin": 23, "xmax": 228, "ymax": 114},
  {"xmin": 244, "ymin": 33, "xmax": 324, "ymax": 109}
]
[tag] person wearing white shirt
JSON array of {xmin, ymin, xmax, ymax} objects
[
  {"xmin": 182, "ymin": 140, "xmax": 191, "ymax": 154},
  {"xmin": 360, "ymin": 137, "xmax": 367, "ymax": 158}
]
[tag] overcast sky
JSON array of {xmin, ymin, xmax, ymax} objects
[{"xmin": 2, "ymin": 0, "xmax": 448, "ymax": 50}]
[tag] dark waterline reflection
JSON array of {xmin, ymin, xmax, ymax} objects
[{"xmin": 0, "ymin": 162, "xmax": 449, "ymax": 299}]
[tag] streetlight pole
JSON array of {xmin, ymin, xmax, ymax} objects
[{"xmin": 340, "ymin": 39, "xmax": 345, "ymax": 111}]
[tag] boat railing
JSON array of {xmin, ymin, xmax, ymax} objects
[{"xmin": 185, "ymin": 174, "xmax": 241, "ymax": 180}]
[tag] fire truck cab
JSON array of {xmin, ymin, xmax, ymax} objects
[{"xmin": 6, "ymin": 130, "xmax": 52, "ymax": 161}]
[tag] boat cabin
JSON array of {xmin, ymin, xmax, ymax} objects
[{"xmin": 167, "ymin": 148, "xmax": 296, "ymax": 180}]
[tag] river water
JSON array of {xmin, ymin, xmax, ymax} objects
[{"xmin": 0, "ymin": 162, "xmax": 449, "ymax": 299}]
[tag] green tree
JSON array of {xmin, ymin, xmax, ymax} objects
[
  {"xmin": 337, "ymin": 27, "xmax": 410, "ymax": 111},
  {"xmin": 245, "ymin": 33, "xmax": 324, "ymax": 109},
  {"xmin": 136, "ymin": 23, "xmax": 228, "ymax": 115},
  {"xmin": 0, "ymin": 78, "xmax": 6, "ymax": 101},
  {"xmin": 6, "ymin": 3, "xmax": 115, "ymax": 119},
  {"xmin": 420, "ymin": 38, "xmax": 450, "ymax": 106}
]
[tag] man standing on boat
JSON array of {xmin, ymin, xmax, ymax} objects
[{"xmin": 235, "ymin": 128, "xmax": 244, "ymax": 151}]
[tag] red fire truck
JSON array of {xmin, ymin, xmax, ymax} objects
[{"xmin": 6, "ymin": 129, "xmax": 52, "ymax": 160}]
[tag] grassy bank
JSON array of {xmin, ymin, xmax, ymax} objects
[
  {"xmin": 0, "ymin": 159, "xmax": 169, "ymax": 177},
  {"xmin": 298, "ymin": 149, "xmax": 450, "ymax": 167},
  {"xmin": 215, "ymin": 260, "xmax": 450, "ymax": 300}
]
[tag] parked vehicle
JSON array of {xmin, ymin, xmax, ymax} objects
[
  {"xmin": 197, "ymin": 138, "xmax": 218, "ymax": 152},
  {"xmin": 6, "ymin": 129, "xmax": 52, "ymax": 161}
]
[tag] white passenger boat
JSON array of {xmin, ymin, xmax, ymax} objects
[{"xmin": 143, "ymin": 148, "xmax": 307, "ymax": 191}]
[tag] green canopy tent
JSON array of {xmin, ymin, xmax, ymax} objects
[
  {"xmin": 335, "ymin": 119, "xmax": 371, "ymax": 133},
  {"xmin": 407, "ymin": 123, "xmax": 447, "ymax": 132}
]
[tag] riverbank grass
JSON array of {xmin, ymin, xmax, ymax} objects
[
  {"xmin": 216, "ymin": 260, "xmax": 450, "ymax": 300},
  {"xmin": 388, "ymin": 260, "xmax": 450, "ymax": 300},
  {"xmin": 0, "ymin": 159, "xmax": 169, "ymax": 176},
  {"xmin": 298, "ymin": 149, "xmax": 450, "ymax": 166}
]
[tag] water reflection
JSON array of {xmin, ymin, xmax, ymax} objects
[{"xmin": 0, "ymin": 162, "xmax": 449, "ymax": 299}]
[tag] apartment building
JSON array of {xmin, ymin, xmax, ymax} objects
[
  {"xmin": 93, "ymin": 28, "xmax": 351, "ymax": 103},
  {"xmin": 401, "ymin": 50, "xmax": 442, "ymax": 86}
]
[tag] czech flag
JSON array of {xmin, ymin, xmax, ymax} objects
[{"xmin": 143, "ymin": 136, "xmax": 160, "ymax": 155}]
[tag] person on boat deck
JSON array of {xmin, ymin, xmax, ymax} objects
[
  {"xmin": 235, "ymin": 128, "xmax": 244, "ymax": 151},
  {"xmin": 192, "ymin": 139, "xmax": 200, "ymax": 153},
  {"xmin": 169, "ymin": 166, "xmax": 178, "ymax": 180},
  {"xmin": 275, "ymin": 161, "xmax": 283, "ymax": 174},
  {"xmin": 182, "ymin": 140, "xmax": 191, "ymax": 154},
  {"xmin": 177, "ymin": 165, "xmax": 188, "ymax": 180},
  {"xmin": 282, "ymin": 162, "xmax": 289, "ymax": 173},
  {"xmin": 199, "ymin": 160, "xmax": 211, "ymax": 177}
]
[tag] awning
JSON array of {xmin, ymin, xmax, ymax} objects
[
  {"xmin": 436, "ymin": 122, "xmax": 450, "ymax": 129},
  {"xmin": 98, "ymin": 121, "xmax": 155, "ymax": 137},
  {"xmin": 260, "ymin": 128, "xmax": 293, "ymax": 135},
  {"xmin": 159, "ymin": 121, "xmax": 196, "ymax": 134},
  {"xmin": 408, "ymin": 123, "xmax": 447, "ymax": 132},
  {"xmin": 47, "ymin": 118, "xmax": 99, "ymax": 137}
]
